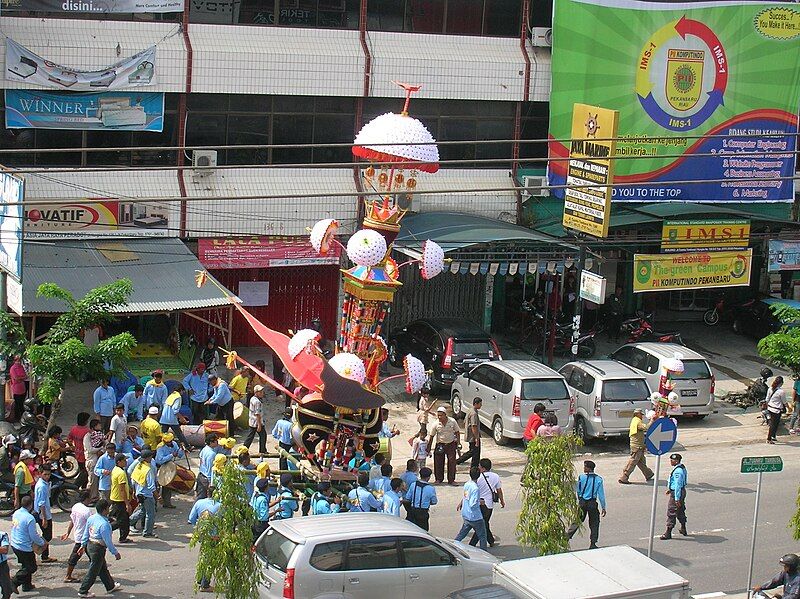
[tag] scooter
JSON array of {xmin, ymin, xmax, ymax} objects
[
  {"xmin": 626, "ymin": 313, "xmax": 683, "ymax": 344},
  {"xmin": 535, "ymin": 322, "xmax": 597, "ymax": 358}
]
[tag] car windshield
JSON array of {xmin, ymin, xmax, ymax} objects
[
  {"xmin": 520, "ymin": 379, "xmax": 569, "ymax": 401},
  {"xmin": 602, "ymin": 379, "xmax": 650, "ymax": 402},
  {"xmin": 254, "ymin": 528, "xmax": 298, "ymax": 573},
  {"xmin": 438, "ymin": 538, "xmax": 471, "ymax": 559},
  {"xmin": 453, "ymin": 341, "xmax": 491, "ymax": 355},
  {"xmin": 672, "ymin": 359, "xmax": 712, "ymax": 380}
]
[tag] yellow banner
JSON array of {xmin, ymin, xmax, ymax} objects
[
  {"xmin": 661, "ymin": 219, "xmax": 750, "ymax": 252},
  {"xmin": 562, "ymin": 103, "xmax": 619, "ymax": 238},
  {"xmin": 633, "ymin": 249, "xmax": 752, "ymax": 293}
]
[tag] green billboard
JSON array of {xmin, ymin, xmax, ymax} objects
[{"xmin": 548, "ymin": 0, "xmax": 800, "ymax": 203}]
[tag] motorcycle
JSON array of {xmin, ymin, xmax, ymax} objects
[
  {"xmin": 55, "ymin": 450, "xmax": 80, "ymax": 481},
  {"xmin": 626, "ymin": 313, "xmax": 683, "ymax": 344},
  {"xmin": 49, "ymin": 463, "xmax": 81, "ymax": 512},
  {"xmin": 534, "ymin": 321, "xmax": 597, "ymax": 358}
]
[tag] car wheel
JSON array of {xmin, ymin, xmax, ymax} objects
[
  {"xmin": 575, "ymin": 417, "xmax": 590, "ymax": 445},
  {"xmin": 492, "ymin": 417, "xmax": 508, "ymax": 446},
  {"xmin": 387, "ymin": 341, "xmax": 402, "ymax": 367},
  {"xmin": 451, "ymin": 392, "xmax": 465, "ymax": 419},
  {"xmin": 732, "ymin": 319, "xmax": 742, "ymax": 334}
]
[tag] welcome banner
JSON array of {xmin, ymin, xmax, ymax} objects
[{"xmin": 548, "ymin": 0, "xmax": 800, "ymax": 202}]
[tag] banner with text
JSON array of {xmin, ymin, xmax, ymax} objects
[
  {"xmin": 24, "ymin": 199, "xmax": 171, "ymax": 238},
  {"xmin": 661, "ymin": 219, "xmax": 750, "ymax": 252},
  {"xmin": 634, "ymin": 249, "xmax": 752, "ymax": 293},
  {"xmin": 198, "ymin": 236, "xmax": 341, "ymax": 269},
  {"xmin": 768, "ymin": 240, "xmax": 800, "ymax": 272},
  {"xmin": 6, "ymin": 39, "xmax": 156, "ymax": 91},
  {"xmin": 1, "ymin": 0, "xmax": 182, "ymax": 12},
  {"xmin": 549, "ymin": 0, "xmax": 800, "ymax": 202},
  {"xmin": 5, "ymin": 90, "xmax": 164, "ymax": 131}
]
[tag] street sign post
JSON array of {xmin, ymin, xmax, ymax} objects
[
  {"xmin": 645, "ymin": 418, "xmax": 678, "ymax": 558},
  {"xmin": 743, "ymin": 456, "xmax": 783, "ymax": 595}
]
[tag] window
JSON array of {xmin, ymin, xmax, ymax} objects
[
  {"xmin": 368, "ymin": 0, "xmax": 522, "ymax": 36},
  {"xmin": 482, "ymin": 367, "xmax": 505, "ymax": 393},
  {"xmin": 310, "ymin": 541, "xmax": 345, "ymax": 571},
  {"xmin": 520, "ymin": 379, "xmax": 569, "ymax": 401},
  {"xmin": 445, "ymin": 0, "xmax": 483, "ymax": 34},
  {"xmin": 580, "ymin": 373, "xmax": 596, "ymax": 395},
  {"xmin": 469, "ymin": 365, "xmax": 490, "ymax": 386},
  {"xmin": 400, "ymin": 537, "xmax": 454, "ymax": 568},
  {"xmin": 345, "ymin": 538, "xmax": 401, "ymax": 570},
  {"xmin": 272, "ymin": 114, "xmax": 313, "ymax": 164},
  {"xmin": 610, "ymin": 346, "xmax": 634, "ymax": 366},
  {"xmin": 499, "ymin": 372, "xmax": 514, "ymax": 394},
  {"xmin": 672, "ymin": 360, "xmax": 711, "ymax": 380},
  {"xmin": 452, "ymin": 341, "xmax": 491, "ymax": 356},
  {"xmin": 254, "ymin": 529, "xmax": 298, "ymax": 573},
  {"xmin": 602, "ymin": 379, "xmax": 650, "ymax": 402},
  {"xmin": 643, "ymin": 353, "xmax": 660, "ymax": 375}
]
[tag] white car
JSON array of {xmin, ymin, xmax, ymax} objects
[{"xmin": 256, "ymin": 513, "xmax": 498, "ymax": 599}]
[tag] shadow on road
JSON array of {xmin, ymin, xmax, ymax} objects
[{"xmin": 688, "ymin": 481, "xmax": 755, "ymax": 495}]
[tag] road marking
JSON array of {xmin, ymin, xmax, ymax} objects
[{"xmin": 638, "ymin": 527, "xmax": 729, "ymax": 540}]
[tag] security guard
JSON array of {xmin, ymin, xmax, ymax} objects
[
  {"xmin": 346, "ymin": 473, "xmax": 382, "ymax": 513},
  {"xmin": 567, "ymin": 460, "xmax": 606, "ymax": 549},
  {"xmin": 404, "ymin": 467, "xmax": 438, "ymax": 531},
  {"xmin": 661, "ymin": 453, "xmax": 687, "ymax": 540},
  {"xmin": 310, "ymin": 482, "xmax": 341, "ymax": 515}
]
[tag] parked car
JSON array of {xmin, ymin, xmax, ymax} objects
[
  {"xmin": 732, "ymin": 297, "xmax": 800, "ymax": 339},
  {"xmin": 256, "ymin": 513, "xmax": 498, "ymax": 599},
  {"xmin": 387, "ymin": 318, "xmax": 501, "ymax": 391},
  {"xmin": 559, "ymin": 360, "xmax": 652, "ymax": 443},
  {"xmin": 609, "ymin": 343, "xmax": 715, "ymax": 418},
  {"xmin": 450, "ymin": 361, "xmax": 573, "ymax": 446}
]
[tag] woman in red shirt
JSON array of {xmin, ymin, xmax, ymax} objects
[
  {"xmin": 9, "ymin": 355, "xmax": 27, "ymax": 421},
  {"xmin": 67, "ymin": 412, "xmax": 91, "ymax": 489}
]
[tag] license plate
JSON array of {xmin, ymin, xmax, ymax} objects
[
  {"xmin": 680, "ymin": 389, "xmax": 698, "ymax": 397},
  {"xmin": 617, "ymin": 410, "xmax": 634, "ymax": 418}
]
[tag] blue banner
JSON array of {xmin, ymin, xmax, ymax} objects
[{"xmin": 4, "ymin": 90, "xmax": 164, "ymax": 131}]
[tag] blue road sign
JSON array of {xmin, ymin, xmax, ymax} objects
[{"xmin": 645, "ymin": 417, "xmax": 678, "ymax": 456}]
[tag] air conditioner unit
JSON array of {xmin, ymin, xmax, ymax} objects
[
  {"xmin": 522, "ymin": 175, "xmax": 549, "ymax": 197},
  {"xmin": 192, "ymin": 150, "xmax": 217, "ymax": 176},
  {"xmin": 530, "ymin": 27, "xmax": 552, "ymax": 47}
]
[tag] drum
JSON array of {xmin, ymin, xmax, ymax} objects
[
  {"xmin": 233, "ymin": 401, "xmax": 249, "ymax": 430},
  {"xmin": 167, "ymin": 465, "xmax": 196, "ymax": 494},
  {"xmin": 156, "ymin": 461, "xmax": 176, "ymax": 487},
  {"xmin": 379, "ymin": 437, "xmax": 392, "ymax": 463},
  {"xmin": 181, "ymin": 425, "xmax": 206, "ymax": 448},
  {"xmin": 203, "ymin": 419, "xmax": 228, "ymax": 438}
]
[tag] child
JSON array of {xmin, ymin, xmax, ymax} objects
[
  {"xmin": 411, "ymin": 427, "xmax": 428, "ymax": 470},
  {"xmin": 45, "ymin": 426, "xmax": 67, "ymax": 464},
  {"xmin": 537, "ymin": 413, "xmax": 563, "ymax": 438}
]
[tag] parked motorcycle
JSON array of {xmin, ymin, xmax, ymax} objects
[
  {"xmin": 49, "ymin": 463, "xmax": 81, "ymax": 512},
  {"xmin": 625, "ymin": 312, "xmax": 683, "ymax": 344},
  {"xmin": 534, "ymin": 322, "xmax": 597, "ymax": 358}
]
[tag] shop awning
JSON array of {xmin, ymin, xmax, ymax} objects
[{"xmin": 17, "ymin": 238, "xmax": 234, "ymax": 315}]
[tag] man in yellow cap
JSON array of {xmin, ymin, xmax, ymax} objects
[
  {"xmin": 217, "ymin": 437, "xmax": 235, "ymax": 457},
  {"xmin": 140, "ymin": 406, "xmax": 163, "ymax": 451},
  {"xmin": 155, "ymin": 432, "xmax": 185, "ymax": 509},
  {"xmin": 210, "ymin": 454, "xmax": 227, "ymax": 490}
]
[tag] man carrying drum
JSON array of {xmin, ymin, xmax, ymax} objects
[{"xmin": 155, "ymin": 433, "xmax": 186, "ymax": 509}]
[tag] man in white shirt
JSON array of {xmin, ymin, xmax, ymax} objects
[
  {"xmin": 107, "ymin": 404, "xmax": 128, "ymax": 451},
  {"xmin": 60, "ymin": 490, "xmax": 93, "ymax": 583},
  {"xmin": 471, "ymin": 458, "xmax": 504, "ymax": 548}
]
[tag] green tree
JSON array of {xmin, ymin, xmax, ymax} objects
[
  {"xmin": 757, "ymin": 303, "xmax": 800, "ymax": 376},
  {"xmin": 790, "ymin": 483, "xmax": 800, "ymax": 541},
  {"xmin": 27, "ymin": 280, "xmax": 136, "ymax": 428},
  {"xmin": 517, "ymin": 434, "xmax": 581, "ymax": 555},
  {"xmin": 191, "ymin": 460, "xmax": 264, "ymax": 598},
  {"xmin": 0, "ymin": 311, "xmax": 27, "ymax": 359}
]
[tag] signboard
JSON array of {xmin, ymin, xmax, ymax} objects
[
  {"xmin": 661, "ymin": 219, "xmax": 750, "ymax": 253},
  {"xmin": 634, "ymin": 248, "xmax": 752, "ymax": 293},
  {"xmin": 6, "ymin": 275, "xmax": 22, "ymax": 316},
  {"xmin": 1, "ymin": 0, "xmax": 182, "ymax": 12},
  {"xmin": 238, "ymin": 281, "xmax": 269, "ymax": 307},
  {"xmin": 6, "ymin": 39, "xmax": 156, "ymax": 92},
  {"xmin": 198, "ymin": 236, "xmax": 341, "ymax": 269},
  {"xmin": 579, "ymin": 270, "xmax": 606, "ymax": 304},
  {"xmin": 5, "ymin": 90, "xmax": 164, "ymax": 132},
  {"xmin": 741, "ymin": 455, "xmax": 783, "ymax": 473},
  {"xmin": 23, "ymin": 199, "xmax": 170, "ymax": 238},
  {"xmin": 549, "ymin": 0, "xmax": 800, "ymax": 202},
  {"xmin": 0, "ymin": 172, "xmax": 23, "ymax": 282},
  {"xmin": 644, "ymin": 417, "xmax": 678, "ymax": 456},
  {"xmin": 562, "ymin": 103, "xmax": 619, "ymax": 238},
  {"xmin": 768, "ymin": 239, "xmax": 800, "ymax": 272},
  {"xmin": 189, "ymin": 0, "xmax": 240, "ymax": 24}
]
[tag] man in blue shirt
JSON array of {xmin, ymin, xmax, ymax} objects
[
  {"xmin": 347, "ymin": 472, "xmax": 383, "ymax": 513},
  {"xmin": 143, "ymin": 370, "xmax": 168, "ymax": 412},
  {"xmin": 196, "ymin": 434, "xmax": 219, "ymax": 500},
  {"xmin": 121, "ymin": 385, "xmax": 145, "ymax": 423},
  {"xmin": 33, "ymin": 464, "xmax": 56, "ymax": 562},
  {"xmin": 0, "ymin": 525, "xmax": 13, "ymax": 599},
  {"xmin": 270, "ymin": 473, "xmax": 300, "ymax": 520},
  {"xmin": 94, "ymin": 443, "xmax": 117, "ymax": 501},
  {"xmin": 455, "ymin": 467, "xmax": 487, "ymax": 550},
  {"xmin": 120, "ymin": 424, "xmax": 144, "ymax": 458},
  {"xmin": 369, "ymin": 463, "xmax": 393, "ymax": 494},
  {"xmin": 128, "ymin": 450, "xmax": 158, "ymax": 537},
  {"xmin": 661, "ymin": 453, "xmax": 688, "ymax": 540},
  {"xmin": 400, "ymin": 460, "xmax": 418, "ymax": 492},
  {"xmin": 188, "ymin": 496, "xmax": 221, "ymax": 592},
  {"xmin": 251, "ymin": 477, "xmax": 272, "ymax": 538},
  {"xmin": 93, "ymin": 379, "xmax": 116, "ymax": 434},
  {"xmin": 159, "ymin": 383, "xmax": 190, "ymax": 449},
  {"xmin": 272, "ymin": 410, "xmax": 294, "ymax": 471},
  {"xmin": 405, "ymin": 467, "xmax": 437, "ymax": 531},
  {"xmin": 205, "ymin": 375, "xmax": 234, "ymax": 436},
  {"xmin": 567, "ymin": 460, "xmax": 606, "ymax": 550},
  {"xmin": 382, "ymin": 478, "xmax": 403, "ymax": 517},
  {"xmin": 79, "ymin": 499, "xmax": 122, "ymax": 597},
  {"xmin": 183, "ymin": 363, "xmax": 209, "ymax": 425},
  {"xmin": 10, "ymin": 496, "xmax": 46, "ymax": 592},
  {"xmin": 155, "ymin": 433, "xmax": 185, "ymax": 509},
  {"xmin": 310, "ymin": 482, "xmax": 341, "ymax": 516}
]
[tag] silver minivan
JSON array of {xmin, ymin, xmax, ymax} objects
[
  {"xmin": 450, "ymin": 361, "xmax": 574, "ymax": 445},
  {"xmin": 609, "ymin": 343, "xmax": 716, "ymax": 417},
  {"xmin": 559, "ymin": 360, "xmax": 652, "ymax": 443},
  {"xmin": 256, "ymin": 513, "xmax": 497, "ymax": 599}
]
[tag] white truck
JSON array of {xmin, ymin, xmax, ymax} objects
[{"xmin": 492, "ymin": 545, "xmax": 691, "ymax": 599}]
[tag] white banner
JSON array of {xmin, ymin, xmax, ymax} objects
[
  {"xmin": 6, "ymin": 39, "xmax": 156, "ymax": 91},
  {"xmin": 2, "ymin": 0, "xmax": 183, "ymax": 13}
]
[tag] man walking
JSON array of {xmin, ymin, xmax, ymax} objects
[
  {"xmin": 428, "ymin": 407, "xmax": 460, "ymax": 485},
  {"xmin": 109, "ymin": 454, "xmax": 132, "ymax": 544},
  {"xmin": 140, "ymin": 406, "xmax": 163, "ymax": 451},
  {"xmin": 272, "ymin": 410, "xmax": 294, "ymax": 471},
  {"xmin": 567, "ymin": 460, "xmax": 606, "ymax": 549},
  {"xmin": 472, "ymin": 458, "xmax": 503, "ymax": 548},
  {"xmin": 661, "ymin": 453, "xmax": 688, "ymax": 540},
  {"xmin": 93, "ymin": 379, "xmax": 116, "ymax": 434},
  {"xmin": 183, "ymin": 363, "xmax": 209, "ymax": 425},
  {"xmin": 243, "ymin": 385, "xmax": 267, "ymax": 455},
  {"xmin": 61, "ymin": 490, "xmax": 93, "ymax": 583},
  {"xmin": 0, "ymin": 524, "xmax": 13, "ymax": 599},
  {"xmin": 107, "ymin": 404, "xmax": 127, "ymax": 452},
  {"xmin": 155, "ymin": 433, "xmax": 184, "ymax": 508},
  {"xmin": 195, "ymin": 434, "xmax": 219, "ymax": 500},
  {"xmin": 160, "ymin": 384, "xmax": 190, "ymax": 448},
  {"xmin": 33, "ymin": 464, "xmax": 56, "ymax": 562},
  {"xmin": 606, "ymin": 286, "xmax": 624, "ymax": 343},
  {"xmin": 619, "ymin": 408, "xmax": 653, "ymax": 484},
  {"xmin": 10, "ymin": 496, "xmax": 46, "ymax": 593},
  {"xmin": 457, "ymin": 398, "xmax": 482, "ymax": 468},
  {"xmin": 455, "ymin": 467, "xmax": 487, "ymax": 551},
  {"xmin": 94, "ymin": 443, "xmax": 118, "ymax": 501},
  {"xmin": 143, "ymin": 370, "xmax": 168, "ymax": 412},
  {"xmin": 78, "ymin": 499, "xmax": 122, "ymax": 597},
  {"xmin": 206, "ymin": 375, "xmax": 234, "ymax": 435},
  {"xmin": 404, "ymin": 467, "xmax": 437, "ymax": 531},
  {"xmin": 129, "ymin": 450, "xmax": 158, "ymax": 538}
]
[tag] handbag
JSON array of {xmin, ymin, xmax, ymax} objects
[{"xmin": 482, "ymin": 472, "xmax": 499, "ymax": 503}]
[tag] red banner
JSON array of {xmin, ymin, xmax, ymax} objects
[{"xmin": 198, "ymin": 236, "xmax": 341, "ymax": 269}]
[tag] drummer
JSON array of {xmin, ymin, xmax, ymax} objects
[
  {"xmin": 128, "ymin": 450, "xmax": 158, "ymax": 538},
  {"xmin": 155, "ymin": 433, "xmax": 185, "ymax": 509},
  {"xmin": 120, "ymin": 425, "xmax": 144, "ymax": 458},
  {"xmin": 160, "ymin": 383, "xmax": 191, "ymax": 450}
]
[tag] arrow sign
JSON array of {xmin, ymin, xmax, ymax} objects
[{"xmin": 645, "ymin": 417, "xmax": 678, "ymax": 455}]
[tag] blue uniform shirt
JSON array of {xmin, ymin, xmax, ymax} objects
[
  {"xmin": 155, "ymin": 442, "xmax": 184, "ymax": 466},
  {"xmin": 129, "ymin": 459, "xmax": 157, "ymax": 498},
  {"xmin": 209, "ymin": 381, "xmax": 232, "ymax": 407},
  {"xmin": 10, "ymin": 508, "xmax": 44, "ymax": 552},
  {"xmin": 272, "ymin": 419, "xmax": 293, "ymax": 445},
  {"xmin": 369, "ymin": 476, "xmax": 391, "ymax": 494},
  {"xmin": 400, "ymin": 471, "xmax": 418, "ymax": 490},
  {"xmin": 93, "ymin": 385, "xmax": 116, "ymax": 417},
  {"xmin": 184, "ymin": 372, "xmax": 209, "ymax": 403},
  {"xmin": 460, "ymin": 480, "xmax": 481, "ymax": 522},
  {"xmin": 668, "ymin": 464, "xmax": 687, "ymax": 501},
  {"xmin": 143, "ymin": 382, "xmax": 168, "ymax": 411},
  {"xmin": 33, "ymin": 478, "xmax": 52, "ymax": 521},
  {"xmin": 274, "ymin": 487, "xmax": 299, "ymax": 519},
  {"xmin": 239, "ymin": 465, "xmax": 256, "ymax": 499},
  {"xmin": 160, "ymin": 392, "xmax": 182, "ymax": 426},
  {"xmin": 347, "ymin": 486, "xmax": 382, "ymax": 512},
  {"xmin": 188, "ymin": 498, "xmax": 221, "ymax": 526},
  {"xmin": 382, "ymin": 490, "xmax": 401, "ymax": 516},
  {"xmin": 120, "ymin": 435, "xmax": 144, "ymax": 456},
  {"xmin": 199, "ymin": 445, "xmax": 217, "ymax": 478},
  {"xmin": 576, "ymin": 473, "xmax": 606, "ymax": 510},
  {"xmin": 251, "ymin": 492, "xmax": 271, "ymax": 522},
  {"xmin": 310, "ymin": 493, "xmax": 341, "ymax": 516},
  {"xmin": 95, "ymin": 453, "xmax": 117, "ymax": 491},
  {"xmin": 82, "ymin": 513, "xmax": 119, "ymax": 557},
  {"xmin": 405, "ymin": 481, "xmax": 437, "ymax": 509},
  {"xmin": 121, "ymin": 391, "xmax": 145, "ymax": 421},
  {"xmin": 0, "ymin": 532, "xmax": 9, "ymax": 563}
]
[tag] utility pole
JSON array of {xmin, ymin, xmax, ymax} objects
[{"xmin": 571, "ymin": 241, "xmax": 587, "ymax": 356}]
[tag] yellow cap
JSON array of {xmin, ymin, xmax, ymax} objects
[
  {"xmin": 256, "ymin": 461, "xmax": 271, "ymax": 479},
  {"xmin": 221, "ymin": 437, "xmax": 236, "ymax": 449},
  {"xmin": 162, "ymin": 432, "xmax": 174, "ymax": 443},
  {"xmin": 213, "ymin": 453, "xmax": 227, "ymax": 473},
  {"xmin": 234, "ymin": 445, "xmax": 249, "ymax": 457}
]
